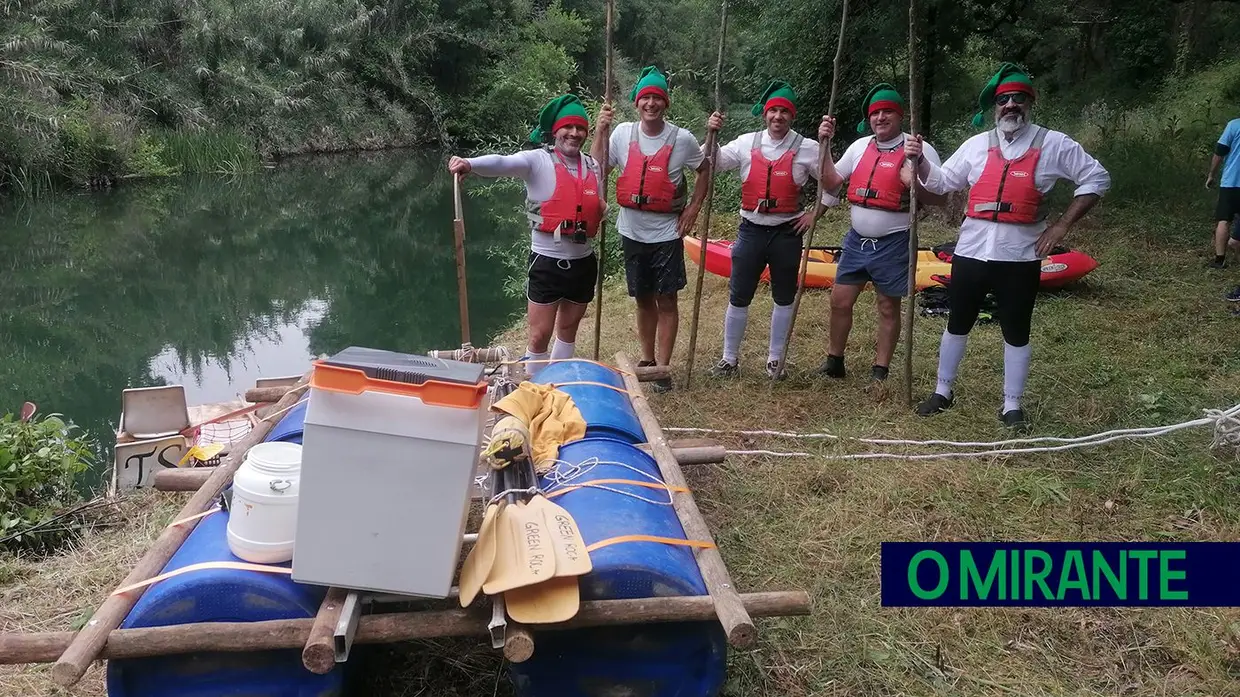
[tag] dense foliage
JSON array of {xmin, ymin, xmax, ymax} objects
[
  {"xmin": 4, "ymin": 0, "xmax": 1240, "ymax": 193},
  {"xmin": 0, "ymin": 412, "xmax": 93, "ymax": 549}
]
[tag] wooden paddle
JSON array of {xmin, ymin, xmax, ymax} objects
[
  {"xmin": 503, "ymin": 458, "xmax": 583, "ymax": 624},
  {"xmin": 458, "ymin": 468, "xmax": 504, "ymax": 607},
  {"xmin": 684, "ymin": 0, "xmax": 729, "ymax": 390},
  {"xmin": 591, "ymin": 0, "xmax": 614, "ymax": 361},
  {"xmin": 772, "ymin": 0, "xmax": 849, "ymax": 384},
  {"xmin": 483, "ymin": 467, "xmax": 557, "ymax": 595},
  {"xmin": 453, "ymin": 173, "xmax": 471, "ymax": 347},
  {"xmin": 902, "ymin": 0, "xmax": 921, "ymax": 406}
]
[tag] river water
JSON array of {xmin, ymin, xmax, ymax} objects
[{"xmin": 0, "ymin": 150, "xmax": 529, "ymax": 488}]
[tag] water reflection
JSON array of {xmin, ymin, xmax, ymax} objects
[{"xmin": 0, "ymin": 151, "xmax": 528, "ymax": 486}]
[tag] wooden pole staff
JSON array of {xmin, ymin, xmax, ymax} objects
[
  {"xmin": 683, "ymin": 0, "xmax": 729, "ymax": 390},
  {"xmin": 902, "ymin": 0, "xmax": 920, "ymax": 406},
  {"xmin": 592, "ymin": 0, "xmax": 614, "ymax": 361},
  {"xmin": 1, "ymin": 591, "xmax": 810, "ymax": 665},
  {"xmin": 453, "ymin": 173, "xmax": 472, "ymax": 347},
  {"xmin": 301, "ymin": 587, "xmax": 349, "ymax": 674},
  {"xmin": 773, "ymin": 0, "xmax": 850, "ymax": 383},
  {"xmin": 616, "ymin": 352, "xmax": 755, "ymax": 647},
  {"xmin": 50, "ymin": 373, "xmax": 312, "ymax": 686}
]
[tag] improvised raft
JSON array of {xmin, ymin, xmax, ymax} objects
[{"xmin": 0, "ymin": 348, "xmax": 810, "ymax": 697}]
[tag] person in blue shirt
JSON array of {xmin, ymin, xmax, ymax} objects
[{"xmin": 1205, "ymin": 118, "xmax": 1240, "ymax": 282}]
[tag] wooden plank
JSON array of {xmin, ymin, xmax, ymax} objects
[
  {"xmin": 615, "ymin": 352, "xmax": 756, "ymax": 648},
  {"xmin": 50, "ymin": 371, "xmax": 313, "ymax": 687},
  {"xmin": 2, "ymin": 591, "xmax": 808, "ymax": 664},
  {"xmin": 301, "ymin": 587, "xmax": 349, "ymax": 674}
]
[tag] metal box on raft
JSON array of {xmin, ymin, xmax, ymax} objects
[
  {"xmin": 531, "ymin": 359, "xmax": 645, "ymax": 444},
  {"xmin": 507, "ymin": 432, "xmax": 729, "ymax": 697},
  {"xmin": 105, "ymin": 507, "xmax": 345, "ymax": 696},
  {"xmin": 292, "ymin": 347, "xmax": 488, "ymax": 598}
]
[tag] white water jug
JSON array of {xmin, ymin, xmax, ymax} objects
[{"xmin": 227, "ymin": 441, "xmax": 302, "ymax": 564}]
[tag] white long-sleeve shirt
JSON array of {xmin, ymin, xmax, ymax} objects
[
  {"xmin": 918, "ymin": 124, "xmax": 1110, "ymax": 262},
  {"xmin": 465, "ymin": 148, "xmax": 606, "ymax": 260},
  {"xmin": 819, "ymin": 132, "xmax": 942, "ymax": 238},
  {"xmin": 708, "ymin": 129, "xmax": 821, "ymax": 226}
]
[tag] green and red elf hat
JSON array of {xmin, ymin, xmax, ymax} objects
[
  {"xmin": 856, "ymin": 83, "xmax": 905, "ymax": 134},
  {"xmin": 750, "ymin": 80, "xmax": 798, "ymax": 119},
  {"xmin": 971, "ymin": 62, "xmax": 1036, "ymax": 128},
  {"xmin": 630, "ymin": 66, "xmax": 670, "ymax": 104},
  {"xmin": 528, "ymin": 94, "xmax": 591, "ymax": 144}
]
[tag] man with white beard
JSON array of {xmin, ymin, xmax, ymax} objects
[{"xmin": 904, "ymin": 63, "xmax": 1110, "ymax": 429}]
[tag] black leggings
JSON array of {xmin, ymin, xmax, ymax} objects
[{"xmin": 946, "ymin": 255, "xmax": 1040, "ymax": 347}]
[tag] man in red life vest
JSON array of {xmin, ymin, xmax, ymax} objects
[
  {"xmin": 591, "ymin": 66, "xmax": 712, "ymax": 392},
  {"xmin": 906, "ymin": 63, "xmax": 1110, "ymax": 429},
  {"xmin": 447, "ymin": 94, "xmax": 607, "ymax": 377},
  {"xmin": 814, "ymin": 83, "xmax": 945, "ymax": 384},
  {"xmin": 702, "ymin": 80, "xmax": 823, "ymax": 379}
]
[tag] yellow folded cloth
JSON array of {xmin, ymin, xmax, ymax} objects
[{"xmin": 491, "ymin": 382, "xmax": 587, "ymax": 471}]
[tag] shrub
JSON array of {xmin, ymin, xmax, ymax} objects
[{"xmin": 0, "ymin": 412, "xmax": 95, "ymax": 549}]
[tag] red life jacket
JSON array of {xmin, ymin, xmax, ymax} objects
[
  {"xmin": 741, "ymin": 131, "xmax": 805, "ymax": 215},
  {"xmin": 616, "ymin": 124, "xmax": 686, "ymax": 213},
  {"xmin": 966, "ymin": 126, "xmax": 1049, "ymax": 224},
  {"xmin": 526, "ymin": 149, "xmax": 605, "ymax": 240},
  {"xmin": 846, "ymin": 137, "xmax": 910, "ymax": 212}
]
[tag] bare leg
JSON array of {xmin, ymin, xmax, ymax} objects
[
  {"xmin": 655, "ymin": 293, "xmax": 678, "ymax": 366},
  {"xmin": 526, "ymin": 300, "xmax": 557, "ymax": 354},
  {"xmin": 874, "ymin": 293, "xmax": 901, "ymax": 368},
  {"xmin": 635, "ymin": 294, "xmax": 658, "ymax": 363},
  {"xmin": 828, "ymin": 283, "xmax": 863, "ymax": 357},
  {"xmin": 554, "ymin": 299, "xmax": 590, "ymax": 344}
]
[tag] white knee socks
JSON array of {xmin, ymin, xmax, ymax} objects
[
  {"xmin": 935, "ymin": 330, "xmax": 969, "ymax": 398},
  {"xmin": 1003, "ymin": 342, "xmax": 1032, "ymax": 413},
  {"xmin": 723, "ymin": 304, "xmax": 749, "ymax": 364},
  {"xmin": 525, "ymin": 348, "xmax": 550, "ymax": 378},
  {"xmin": 768, "ymin": 303, "xmax": 794, "ymax": 364},
  {"xmin": 550, "ymin": 338, "xmax": 575, "ymax": 361}
]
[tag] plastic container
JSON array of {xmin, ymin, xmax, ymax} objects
[
  {"xmin": 227, "ymin": 441, "xmax": 302, "ymax": 564},
  {"xmin": 507, "ymin": 436, "xmax": 727, "ymax": 697},
  {"xmin": 292, "ymin": 346, "xmax": 487, "ymax": 598},
  {"xmin": 265, "ymin": 396, "xmax": 309, "ymax": 444},
  {"xmin": 530, "ymin": 359, "xmax": 646, "ymax": 444},
  {"xmin": 106, "ymin": 510, "xmax": 345, "ymax": 697}
]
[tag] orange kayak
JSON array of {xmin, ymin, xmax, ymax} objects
[{"xmin": 682, "ymin": 236, "xmax": 1098, "ymax": 291}]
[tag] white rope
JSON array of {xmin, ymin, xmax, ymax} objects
[
  {"xmin": 667, "ymin": 402, "xmax": 1240, "ymax": 451},
  {"xmin": 726, "ymin": 449, "xmax": 813, "ymax": 458},
  {"xmin": 540, "ymin": 456, "xmax": 677, "ymax": 506}
]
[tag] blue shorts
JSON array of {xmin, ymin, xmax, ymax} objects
[{"xmin": 834, "ymin": 227, "xmax": 910, "ymax": 297}]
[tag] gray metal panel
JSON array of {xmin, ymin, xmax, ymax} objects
[{"xmin": 291, "ymin": 421, "xmax": 480, "ymax": 597}]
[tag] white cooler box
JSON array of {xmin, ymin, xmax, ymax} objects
[{"xmin": 291, "ymin": 346, "xmax": 487, "ymax": 598}]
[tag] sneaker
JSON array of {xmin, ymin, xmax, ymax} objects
[
  {"xmin": 817, "ymin": 354, "xmax": 846, "ymax": 379},
  {"xmin": 1000, "ymin": 408, "xmax": 1030, "ymax": 430},
  {"xmin": 1209, "ymin": 258, "xmax": 1228, "ymax": 269},
  {"xmin": 767, "ymin": 360, "xmax": 787, "ymax": 380},
  {"xmin": 870, "ymin": 364, "xmax": 889, "ymax": 381},
  {"xmin": 1226, "ymin": 285, "xmax": 1240, "ymax": 302},
  {"xmin": 916, "ymin": 392, "xmax": 954, "ymax": 416},
  {"xmin": 708, "ymin": 358, "xmax": 739, "ymax": 379}
]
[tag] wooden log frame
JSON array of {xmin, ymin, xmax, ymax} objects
[
  {"xmin": 1, "ymin": 592, "xmax": 809, "ymax": 665},
  {"xmin": 154, "ymin": 439, "xmax": 728, "ymax": 492},
  {"xmin": 615, "ymin": 352, "xmax": 756, "ymax": 648},
  {"xmin": 49, "ymin": 372, "xmax": 313, "ymax": 687}
]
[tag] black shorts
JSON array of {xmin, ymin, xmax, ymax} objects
[
  {"xmin": 526, "ymin": 252, "xmax": 597, "ymax": 305},
  {"xmin": 729, "ymin": 219, "xmax": 803, "ymax": 307},
  {"xmin": 622, "ymin": 236, "xmax": 687, "ymax": 297},
  {"xmin": 946, "ymin": 255, "xmax": 1041, "ymax": 347},
  {"xmin": 1216, "ymin": 187, "xmax": 1240, "ymax": 222}
]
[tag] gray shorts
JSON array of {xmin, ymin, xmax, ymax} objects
[{"xmin": 834, "ymin": 227, "xmax": 910, "ymax": 297}]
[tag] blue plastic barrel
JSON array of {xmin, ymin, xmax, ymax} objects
[
  {"xmin": 106, "ymin": 510, "xmax": 345, "ymax": 697},
  {"xmin": 530, "ymin": 359, "xmax": 646, "ymax": 444},
  {"xmin": 507, "ymin": 437, "xmax": 727, "ymax": 697},
  {"xmin": 264, "ymin": 395, "xmax": 310, "ymax": 444}
]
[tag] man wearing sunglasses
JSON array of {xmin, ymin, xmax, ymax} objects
[{"xmin": 904, "ymin": 63, "xmax": 1110, "ymax": 430}]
